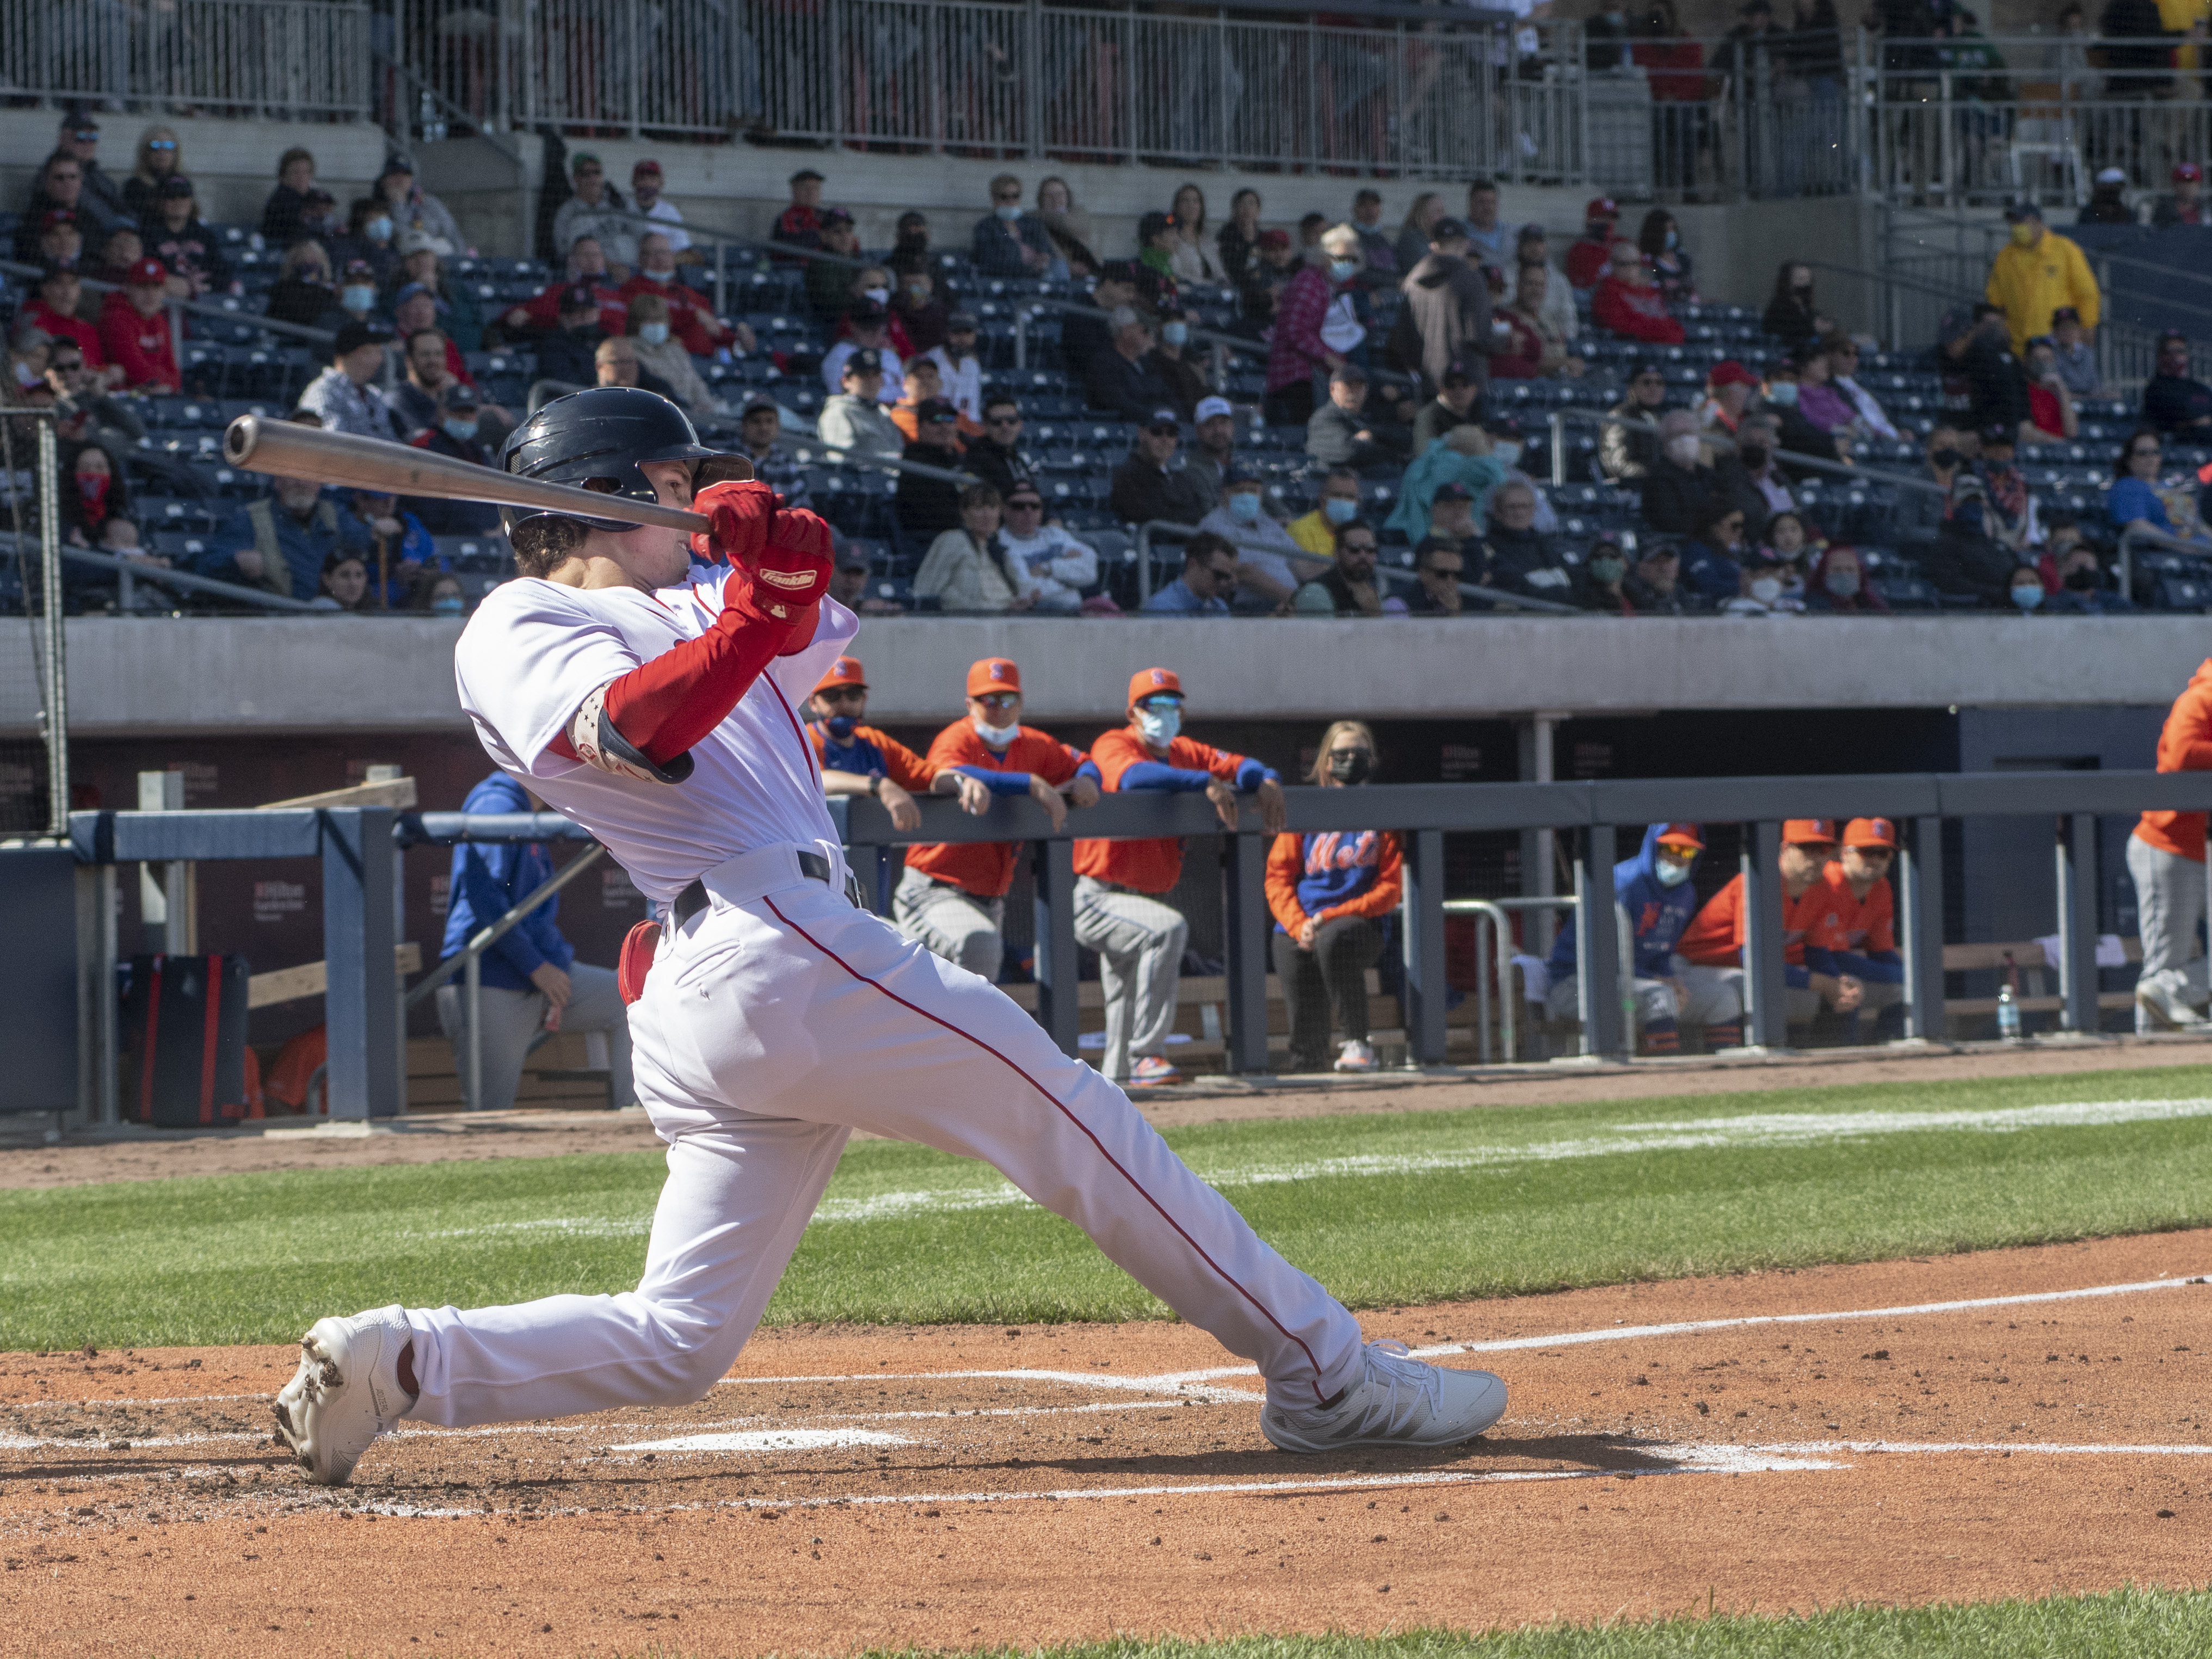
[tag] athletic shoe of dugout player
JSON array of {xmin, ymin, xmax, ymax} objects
[
  {"xmin": 1128, "ymin": 1054, "xmax": 1180, "ymax": 1086},
  {"xmin": 272, "ymin": 1305, "xmax": 416, "ymax": 1485},
  {"xmin": 1261, "ymin": 1339, "xmax": 1507, "ymax": 1454},
  {"xmin": 2134, "ymin": 974, "xmax": 2210, "ymax": 1031},
  {"xmin": 1334, "ymin": 1039, "xmax": 1378, "ymax": 1072}
]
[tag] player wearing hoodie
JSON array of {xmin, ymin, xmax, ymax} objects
[{"xmin": 1544, "ymin": 823, "xmax": 1741, "ymax": 1054}]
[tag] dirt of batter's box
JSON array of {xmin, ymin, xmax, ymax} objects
[{"xmin": 6, "ymin": 1231, "xmax": 2212, "ymax": 1656}]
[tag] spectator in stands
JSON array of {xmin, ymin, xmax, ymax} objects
[
  {"xmin": 1348, "ymin": 189, "xmax": 1397, "ymax": 281},
  {"xmin": 896, "ymin": 397, "xmax": 968, "ymax": 541},
  {"xmin": 1950, "ymin": 303, "xmax": 2031, "ymax": 443},
  {"xmin": 1804, "ymin": 542, "xmax": 1883, "ymax": 612},
  {"xmin": 2155, "ymin": 161, "xmax": 2208, "ymax": 226},
  {"xmin": 801, "ymin": 209, "xmax": 861, "ymax": 321},
  {"xmin": 410, "ymin": 570, "xmax": 467, "ymax": 615},
  {"xmin": 1673, "ymin": 502, "xmax": 1748, "ymax": 606},
  {"xmin": 2043, "ymin": 533, "xmax": 2131, "ymax": 612},
  {"xmin": 98, "ymin": 258, "xmax": 180, "ymax": 394},
  {"xmin": 595, "ymin": 332, "xmax": 681, "ymax": 403},
  {"xmin": 927, "ymin": 312, "xmax": 984, "ymax": 426},
  {"xmin": 1265, "ymin": 723, "xmax": 1401, "ymax": 1072},
  {"xmin": 391, "ymin": 236, "xmax": 486, "ymax": 351},
  {"xmin": 1059, "ymin": 260, "xmax": 1137, "ymax": 385},
  {"xmin": 1240, "ymin": 230, "xmax": 1298, "ymax": 327},
  {"xmin": 1490, "ymin": 262, "xmax": 1585, "ymax": 381},
  {"xmin": 1265, "ymin": 224, "xmax": 1367, "ymax": 425},
  {"xmin": 1761, "ymin": 262, "xmax": 1829, "ymax": 349},
  {"xmin": 344, "ymin": 486, "xmax": 434, "ymax": 609},
  {"xmin": 2110, "ymin": 427, "xmax": 2209, "ymax": 546},
  {"xmin": 876, "ymin": 209, "xmax": 929, "ymax": 279},
  {"xmin": 1110, "ymin": 409, "xmax": 1210, "ymax": 528},
  {"xmin": 1565, "ymin": 196, "xmax": 1620, "ymax": 290},
  {"xmin": 1572, "ymin": 531, "xmax": 1632, "ymax": 614},
  {"xmin": 313, "ymin": 258, "xmax": 388, "ymax": 337},
  {"xmin": 1718, "ymin": 411, "xmax": 1797, "ymax": 535},
  {"xmin": 262, "ymin": 149, "xmax": 321, "ymax": 248},
  {"xmin": 1145, "ymin": 309, "xmax": 1208, "ymax": 419},
  {"xmin": 122, "ymin": 126, "xmax": 184, "ymax": 225},
  {"xmin": 622, "ymin": 160, "xmax": 693, "ymax": 261},
  {"xmin": 141, "ymin": 177, "xmax": 231, "ymax": 299},
  {"xmin": 1392, "ymin": 217, "xmax": 1492, "ymax": 400},
  {"xmin": 299, "ymin": 322, "xmax": 405, "ymax": 442},
  {"xmin": 28, "ymin": 209, "xmax": 85, "ymax": 276},
  {"xmin": 1287, "ymin": 468, "xmax": 1364, "ymax": 559},
  {"xmin": 1926, "ymin": 467, "xmax": 2024, "ymax": 606},
  {"xmin": 1463, "ymin": 179, "xmax": 1510, "ymax": 267},
  {"xmin": 16, "ymin": 156, "xmax": 97, "ymax": 264},
  {"xmin": 915, "ymin": 482, "xmax": 1037, "ymax": 612},
  {"xmin": 1167, "ymin": 184, "xmax": 1227, "ymax": 283},
  {"xmin": 1545, "ymin": 824, "xmax": 1740, "ymax": 1056},
  {"xmin": 828, "ymin": 546, "xmax": 901, "ymax": 615},
  {"xmin": 526, "ymin": 286, "xmax": 611, "ymax": 393},
  {"xmin": 2045, "ymin": 305, "xmax": 2100, "ymax": 398},
  {"xmin": 22, "ymin": 265, "xmax": 103, "ymax": 378},
  {"xmin": 2021, "ymin": 338, "xmax": 2080, "ymax": 441},
  {"xmin": 1475, "ymin": 479, "xmax": 1575, "ymax": 603},
  {"xmin": 1034, "ymin": 177, "xmax": 1097, "ymax": 276},
  {"xmin": 1599, "ymin": 361, "xmax": 1670, "ymax": 482},
  {"xmin": 402, "ymin": 385, "xmax": 503, "ymax": 535},
  {"xmin": 884, "ymin": 264, "xmax": 949, "ymax": 359},
  {"xmin": 40, "ymin": 337, "xmax": 140, "ymax": 451},
  {"xmin": 1291, "ymin": 519, "xmax": 1384, "ymax": 616},
  {"xmin": 392, "ymin": 328, "xmax": 469, "ymax": 437},
  {"xmin": 1388, "ymin": 193, "xmax": 1443, "ymax": 279},
  {"xmin": 309, "ymin": 551, "xmax": 374, "ymax": 613},
  {"xmin": 999, "ymin": 483, "xmax": 1099, "ymax": 612},
  {"xmin": 2080, "ymin": 166, "xmax": 2136, "ymax": 225},
  {"xmin": 620, "ymin": 233, "xmax": 740, "ymax": 357},
  {"xmin": 1212, "ymin": 188, "xmax": 1263, "ymax": 288},
  {"xmin": 1074, "ymin": 667, "xmax": 1285, "ymax": 1084},
  {"xmin": 1640, "ymin": 409, "xmax": 1721, "ymax": 533},
  {"xmin": 53, "ymin": 109, "xmax": 125, "ymax": 230},
  {"xmin": 1624, "ymin": 540, "xmax": 1689, "ymax": 614},
  {"xmin": 1144, "ymin": 531, "xmax": 1239, "ymax": 614},
  {"xmin": 1826, "ymin": 335, "xmax": 1901, "ymax": 441},
  {"xmin": 1986, "ymin": 202, "xmax": 2099, "ymax": 356},
  {"xmin": 1200, "ymin": 466, "xmax": 1322, "ymax": 611},
  {"xmin": 624, "ymin": 293, "xmax": 716, "ymax": 415},
  {"xmin": 59, "ymin": 441, "xmax": 126, "ymax": 548},
  {"xmin": 1390, "ymin": 430, "xmax": 1514, "ymax": 543},
  {"xmin": 1975, "ymin": 423, "xmax": 2042, "ymax": 552},
  {"xmin": 1410, "ymin": 357, "xmax": 1483, "ymax": 453},
  {"xmin": 1695, "ymin": 358, "xmax": 1757, "ymax": 457},
  {"xmin": 962, "ymin": 394, "xmax": 1035, "ymax": 502},
  {"xmin": 499, "ymin": 238, "xmax": 619, "ymax": 337},
  {"xmin": 87, "ymin": 224, "xmax": 142, "ymax": 289},
  {"xmin": 1515, "ymin": 226, "xmax": 1579, "ymax": 342},
  {"xmin": 731, "ymin": 395, "xmax": 811, "ymax": 515},
  {"xmin": 1169, "ymin": 396, "xmax": 1231, "ymax": 505},
  {"xmin": 1638, "ymin": 209, "xmax": 1696, "ymax": 303},
  {"xmin": 974, "ymin": 173, "xmax": 1056, "ymax": 277},
  {"xmin": 2005, "ymin": 563, "xmax": 2050, "ymax": 612},
  {"xmin": 819, "ymin": 350, "xmax": 904, "ymax": 466},
  {"xmin": 820, "ymin": 303, "xmax": 901, "ymax": 404},
  {"xmin": 375, "ymin": 157, "xmax": 465, "ymax": 262},
  {"xmin": 332, "ymin": 196, "xmax": 403, "ymax": 289},
  {"xmin": 775, "ymin": 169, "xmax": 827, "ymax": 257},
  {"xmin": 2141, "ymin": 331, "xmax": 2212, "ymax": 434},
  {"xmin": 1087, "ymin": 307, "xmax": 1176, "ymax": 423},
  {"xmin": 1405, "ymin": 535, "xmax": 1467, "ymax": 615},
  {"xmin": 1298, "ymin": 213, "xmax": 1329, "ymax": 251},
  {"xmin": 266, "ymin": 242, "xmax": 337, "ymax": 331},
  {"xmin": 890, "ymin": 357, "xmax": 946, "ymax": 443},
  {"xmin": 209, "ymin": 469, "xmax": 369, "ymax": 599},
  {"xmin": 1790, "ymin": 337, "xmax": 1862, "ymax": 441},
  {"xmin": 1307, "ymin": 363, "xmax": 1408, "ymax": 470},
  {"xmin": 1593, "ymin": 240, "xmax": 1685, "ymax": 344}
]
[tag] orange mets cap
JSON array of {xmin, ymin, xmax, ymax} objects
[
  {"xmin": 814, "ymin": 656, "xmax": 867, "ymax": 693},
  {"xmin": 1782, "ymin": 818, "xmax": 1839, "ymax": 845},
  {"xmin": 1654, "ymin": 823, "xmax": 1705, "ymax": 851},
  {"xmin": 966, "ymin": 657, "xmax": 1022, "ymax": 696},
  {"xmin": 1127, "ymin": 666, "xmax": 1184, "ymax": 705},
  {"xmin": 1843, "ymin": 816, "xmax": 1899, "ymax": 849}
]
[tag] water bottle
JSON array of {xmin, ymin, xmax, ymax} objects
[{"xmin": 1997, "ymin": 949, "xmax": 2023, "ymax": 1042}]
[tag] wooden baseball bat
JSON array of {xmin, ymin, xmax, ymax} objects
[{"xmin": 223, "ymin": 414, "xmax": 716, "ymax": 533}]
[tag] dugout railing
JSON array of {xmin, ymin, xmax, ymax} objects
[{"xmin": 60, "ymin": 770, "xmax": 2212, "ymax": 1123}]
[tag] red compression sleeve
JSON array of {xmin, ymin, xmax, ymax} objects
[{"xmin": 600, "ymin": 603, "xmax": 797, "ymax": 766}]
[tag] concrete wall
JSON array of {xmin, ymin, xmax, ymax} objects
[{"xmin": 56, "ymin": 613, "xmax": 2212, "ymax": 737}]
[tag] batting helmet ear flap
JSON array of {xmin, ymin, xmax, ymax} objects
[{"xmin": 693, "ymin": 454, "xmax": 758, "ymax": 489}]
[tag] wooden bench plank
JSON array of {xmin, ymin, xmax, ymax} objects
[{"xmin": 249, "ymin": 943, "xmax": 422, "ymax": 1009}]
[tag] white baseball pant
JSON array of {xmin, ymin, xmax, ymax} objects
[
  {"xmin": 892, "ymin": 865, "xmax": 1006, "ymax": 982},
  {"xmin": 1071, "ymin": 875, "xmax": 1187, "ymax": 1082},
  {"xmin": 400, "ymin": 843, "xmax": 1364, "ymax": 1427}
]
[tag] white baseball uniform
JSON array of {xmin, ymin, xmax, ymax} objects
[{"xmin": 405, "ymin": 576, "xmax": 1364, "ymax": 1426}]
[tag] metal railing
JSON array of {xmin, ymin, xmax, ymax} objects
[
  {"xmin": 2118, "ymin": 522, "xmax": 2212, "ymax": 600},
  {"xmin": 1544, "ymin": 406, "xmax": 1948, "ymax": 499},
  {"xmin": 0, "ymin": 0, "xmax": 373, "ymax": 119},
  {"xmin": 60, "ymin": 547, "xmax": 322, "ymax": 616}
]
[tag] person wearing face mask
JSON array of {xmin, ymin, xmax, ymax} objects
[
  {"xmin": 886, "ymin": 266, "xmax": 950, "ymax": 357},
  {"xmin": 1074, "ymin": 668, "xmax": 1287, "ymax": 1085},
  {"xmin": 332, "ymin": 196, "xmax": 400, "ymax": 289},
  {"xmin": 313, "ymin": 258, "xmax": 390, "ymax": 337},
  {"xmin": 1721, "ymin": 547, "xmax": 1805, "ymax": 615},
  {"xmin": 1636, "ymin": 209, "xmax": 1695, "ymax": 304},
  {"xmin": 408, "ymin": 568, "xmax": 469, "ymax": 616},
  {"xmin": 618, "ymin": 234, "xmax": 741, "ymax": 357},
  {"xmin": 1572, "ymin": 530, "xmax": 1633, "ymax": 613},
  {"xmin": 1087, "ymin": 307, "xmax": 1177, "ymax": 424},
  {"xmin": 268, "ymin": 240, "xmax": 339, "ymax": 331},
  {"xmin": 1145, "ymin": 309, "xmax": 1207, "ymax": 419},
  {"xmin": 973, "ymin": 172, "xmax": 1055, "ymax": 276},
  {"xmin": 1198, "ymin": 465, "xmax": 1326, "ymax": 610},
  {"xmin": 1268, "ymin": 225, "xmax": 1369, "ymax": 426},
  {"xmin": 820, "ymin": 303, "xmax": 903, "ymax": 405},
  {"xmin": 886, "ymin": 210, "xmax": 933, "ymax": 277},
  {"xmin": 1801, "ymin": 543, "xmax": 1884, "ymax": 613},
  {"xmin": 2040, "ymin": 531, "xmax": 2131, "ymax": 613},
  {"xmin": 60, "ymin": 441, "xmax": 127, "ymax": 551},
  {"xmin": 803, "ymin": 656, "xmax": 932, "ymax": 843},
  {"xmin": 402, "ymin": 384, "xmax": 504, "ymax": 535},
  {"xmin": 1714, "ymin": 411, "xmax": 1795, "ymax": 537},
  {"xmin": 374, "ymin": 156, "xmax": 465, "ymax": 264},
  {"xmin": 1264, "ymin": 723, "xmax": 1401, "ymax": 1074},
  {"xmin": 898, "ymin": 657, "xmax": 1102, "ymax": 980},
  {"xmin": 1638, "ymin": 408, "xmax": 1721, "ymax": 535},
  {"xmin": 1984, "ymin": 201, "xmax": 2099, "ymax": 357},
  {"xmin": 1678, "ymin": 819, "xmax": 1862, "ymax": 1033},
  {"xmin": 623, "ymin": 293, "xmax": 716, "ymax": 416},
  {"xmin": 1760, "ymin": 263, "xmax": 1828, "ymax": 350},
  {"xmin": 1287, "ymin": 467, "xmax": 1365, "ymax": 559},
  {"xmin": 1546, "ymin": 824, "xmax": 1741, "ymax": 1054},
  {"xmin": 1926, "ymin": 465, "xmax": 2026, "ymax": 608}
]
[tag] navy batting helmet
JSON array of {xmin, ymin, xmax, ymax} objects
[{"xmin": 497, "ymin": 386, "xmax": 747, "ymax": 544}]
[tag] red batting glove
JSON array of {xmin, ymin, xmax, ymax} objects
[
  {"xmin": 720, "ymin": 507, "xmax": 833, "ymax": 625},
  {"xmin": 689, "ymin": 478, "xmax": 776, "ymax": 570}
]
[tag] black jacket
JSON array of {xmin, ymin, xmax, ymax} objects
[
  {"xmin": 963, "ymin": 436, "xmax": 1036, "ymax": 503},
  {"xmin": 1086, "ymin": 348, "xmax": 1176, "ymax": 422},
  {"xmin": 403, "ymin": 429, "xmax": 503, "ymax": 534},
  {"xmin": 1638, "ymin": 459, "xmax": 1723, "ymax": 536},
  {"xmin": 2142, "ymin": 372, "xmax": 2212, "ymax": 433},
  {"xmin": 1059, "ymin": 305, "xmax": 1115, "ymax": 385},
  {"xmin": 1110, "ymin": 455, "xmax": 1211, "ymax": 527},
  {"xmin": 895, "ymin": 441, "xmax": 966, "ymax": 539},
  {"xmin": 1475, "ymin": 525, "xmax": 1575, "ymax": 603}
]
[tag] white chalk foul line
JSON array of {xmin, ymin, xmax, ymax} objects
[{"xmin": 607, "ymin": 1429, "xmax": 911, "ymax": 1454}]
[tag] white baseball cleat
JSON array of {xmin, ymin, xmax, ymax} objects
[
  {"xmin": 1261, "ymin": 1339, "xmax": 1507, "ymax": 1455},
  {"xmin": 1334, "ymin": 1039, "xmax": 1378, "ymax": 1073},
  {"xmin": 2135, "ymin": 977, "xmax": 2209, "ymax": 1031},
  {"xmin": 272, "ymin": 1306, "xmax": 416, "ymax": 1486}
]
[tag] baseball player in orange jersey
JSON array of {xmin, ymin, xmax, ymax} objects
[
  {"xmin": 1820, "ymin": 817, "xmax": 1906, "ymax": 1042},
  {"xmin": 270, "ymin": 390, "xmax": 1505, "ymax": 1483},
  {"xmin": 1074, "ymin": 668, "xmax": 1287, "ymax": 1086},
  {"xmin": 1675, "ymin": 818, "xmax": 1863, "ymax": 1026},
  {"xmin": 895, "ymin": 656, "xmax": 1101, "ymax": 980},
  {"xmin": 2129, "ymin": 657, "xmax": 2212, "ymax": 1028},
  {"xmin": 804, "ymin": 655, "xmax": 933, "ymax": 833}
]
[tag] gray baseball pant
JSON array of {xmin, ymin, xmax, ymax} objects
[
  {"xmin": 892, "ymin": 866, "xmax": 1006, "ymax": 982},
  {"xmin": 1073, "ymin": 875, "xmax": 1187, "ymax": 1081},
  {"xmin": 435, "ymin": 961, "xmax": 633, "ymax": 1113}
]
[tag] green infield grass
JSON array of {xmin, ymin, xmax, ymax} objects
[{"xmin": 9, "ymin": 1064, "xmax": 2212, "ymax": 1349}]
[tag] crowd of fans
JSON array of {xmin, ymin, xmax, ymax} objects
[{"xmin": 4, "ymin": 113, "xmax": 2209, "ymax": 621}]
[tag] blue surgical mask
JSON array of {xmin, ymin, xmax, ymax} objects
[
  {"xmin": 442, "ymin": 417, "xmax": 478, "ymax": 442},
  {"xmin": 1664, "ymin": 230, "xmax": 1679, "ymax": 250},
  {"xmin": 1492, "ymin": 440, "xmax": 1524, "ymax": 470},
  {"xmin": 996, "ymin": 203, "xmax": 1021, "ymax": 221},
  {"xmin": 342, "ymin": 284, "xmax": 375, "ymax": 311},
  {"xmin": 1330, "ymin": 258, "xmax": 1358, "ymax": 281},
  {"xmin": 1823, "ymin": 566, "xmax": 1859, "ymax": 599},
  {"xmin": 638, "ymin": 322, "xmax": 670, "ymax": 345},
  {"xmin": 430, "ymin": 593, "xmax": 465, "ymax": 615},
  {"xmin": 1766, "ymin": 381, "xmax": 1800, "ymax": 406},
  {"xmin": 367, "ymin": 215, "xmax": 393, "ymax": 242},
  {"xmin": 1162, "ymin": 321, "xmax": 1188, "ymax": 346},
  {"xmin": 2011, "ymin": 582, "xmax": 2044, "ymax": 611},
  {"xmin": 1323, "ymin": 496, "xmax": 1358, "ymax": 525},
  {"xmin": 638, "ymin": 269, "xmax": 667, "ymax": 283},
  {"xmin": 1654, "ymin": 858, "xmax": 1693, "ymax": 887},
  {"xmin": 824, "ymin": 714, "xmax": 858, "ymax": 741},
  {"xmin": 1228, "ymin": 491, "xmax": 1262, "ymax": 522},
  {"xmin": 1136, "ymin": 705, "xmax": 1181, "ymax": 746}
]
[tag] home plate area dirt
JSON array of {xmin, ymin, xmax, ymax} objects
[{"xmin": 6, "ymin": 1234, "xmax": 2212, "ymax": 1657}]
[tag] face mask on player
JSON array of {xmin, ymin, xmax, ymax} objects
[
  {"xmin": 1136, "ymin": 705, "xmax": 1181, "ymax": 746},
  {"xmin": 972, "ymin": 713, "xmax": 1020, "ymax": 747},
  {"xmin": 824, "ymin": 714, "xmax": 858, "ymax": 741}
]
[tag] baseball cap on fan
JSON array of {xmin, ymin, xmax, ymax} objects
[
  {"xmin": 815, "ymin": 656, "xmax": 868, "ymax": 693},
  {"xmin": 1127, "ymin": 667, "xmax": 1183, "ymax": 706},
  {"xmin": 1844, "ymin": 816, "xmax": 1899, "ymax": 849},
  {"xmin": 1194, "ymin": 394, "xmax": 1234, "ymax": 423},
  {"xmin": 124, "ymin": 256, "xmax": 169, "ymax": 288},
  {"xmin": 966, "ymin": 657, "xmax": 1022, "ymax": 696}
]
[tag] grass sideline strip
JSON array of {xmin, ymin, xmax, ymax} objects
[{"xmin": 9, "ymin": 1065, "xmax": 2212, "ymax": 1350}]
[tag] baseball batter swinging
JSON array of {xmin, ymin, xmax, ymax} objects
[{"xmin": 273, "ymin": 387, "xmax": 1506, "ymax": 1483}]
